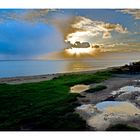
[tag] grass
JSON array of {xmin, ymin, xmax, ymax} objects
[
  {"xmin": 106, "ymin": 124, "xmax": 140, "ymax": 131},
  {"xmin": 0, "ymin": 71, "xmax": 112, "ymax": 130},
  {"xmin": 86, "ymin": 85, "xmax": 107, "ymax": 93}
]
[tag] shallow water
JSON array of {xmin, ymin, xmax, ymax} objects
[
  {"xmin": 95, "ymin": 101, "xmax": 140, "ymax": 115},
  {"xmin": 96, "ymin": 101, "xmax": 122, "ymax": 110},
  {"xmin": 111, "ymin": 86, "xmax": 140, "ymax": 95},
  {"xmin": 70, "ymin": 84, "xmax": 90, "ymax": 93}
]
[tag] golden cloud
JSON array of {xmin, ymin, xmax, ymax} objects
[
  {"xmin": 37, "ymin": 41, "xmax": 140, "ymax": 60},
  {"xmin": 0, "ymin": 10, "xmax": 128, "ymax": 44},
  {"xmin": 65, "ymin": 16, "xmax": 128, "ymax": 43}
]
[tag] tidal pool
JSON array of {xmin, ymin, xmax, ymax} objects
[
  {"xmin": 96, "ymin": 101, "xmax": 122, "ymax": 111},
  {"xmin": 76, "ymin": 101, "xmax": 140, "ymax": 130},
  {"xmin": 111, "ymin": 86, "xmax": 140, "ymax": 95},
  {"xmin": 70, "ymin": 84, "xmax": 90, "ymax": 93},
  {"xmin": 95, "ymin": 101, "xmax": 140, "ymax": 115}
]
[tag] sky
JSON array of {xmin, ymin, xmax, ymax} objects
[{"xmin": 0, "ymin": 9, "xmax": 140, "ymax": 60}]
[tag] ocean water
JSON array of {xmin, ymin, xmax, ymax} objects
[{"xmin": 0, "ymin": 52, "xmax": 140, "ymax": 78}]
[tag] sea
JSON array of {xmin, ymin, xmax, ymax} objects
[{"xmin": 0, "ymin": 53, "xmax": 140, "ymax": 78}]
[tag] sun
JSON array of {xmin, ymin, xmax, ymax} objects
[{"xmin": 65, "ymin": 46, "xmax": 95, "ymax": 56}]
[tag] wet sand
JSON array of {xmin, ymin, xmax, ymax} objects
[
  {"xmin": 78, "ymin": 74, "xmax": 140, "ymax": 104},
  {"xmin": 75, "ymin": 74, "xmax": 140, "ymax": 130}
]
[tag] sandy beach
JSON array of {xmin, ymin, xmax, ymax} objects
[{"xmin": 0, "ymin": 73, "xmax": 60, "ymax": 84}]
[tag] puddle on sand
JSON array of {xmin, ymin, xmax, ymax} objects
[
  {"xmin": 76, "ymin": 101, "xmax": 140, "ymax": 130},
  {"xmin": 96, "ymin": 101, "xmax": 121, "ymax": 110},
  {"xmin": 70, "ymin": 84, "xmax": 90, "ymax": 93},
  {"xmin": 111, "ymin": 86, "xmax": 140, "ymax": 95},
  {"xmin": 95, "ymin": 101, "xmax": 140, "ymax": 115}
]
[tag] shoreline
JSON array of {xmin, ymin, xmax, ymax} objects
[
  {"xmin": 1, "ymin": 59, "xmax": 140, "ymax": 84},
  {"xmin": 0, "ymin": 67, "xmax": 114, "ymax": 84},
  {"xmin": 0, "ymin": 59, "xmax": 140, "ymax": 84}
]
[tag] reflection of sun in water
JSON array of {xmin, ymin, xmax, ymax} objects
[
  {"xmin": 65, "ymin": 47, "xmax": 96, "ymax": 56},
  {"xmin": 66, "ymin": 61, "xmax": 93, "ymax": 72}
]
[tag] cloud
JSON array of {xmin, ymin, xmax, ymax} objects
[
  {"xmin": 36, "ymin": 41, "xmax": 140, "ymax": 60},
  {"xmin": 65, "ymin": 16, "xmax": 128, "ymax": 43},
  {"xmin": 0, "ymin": 9, "xmax": 138, "ymax": 60},
  {"xmin": 102, "ymin": 31, "xmax": 111, "ymax": 39},
  {"xmin": 120, "ymin": 9, "xmax": 140, "ymax": 20},
  {"xmin": 66, "ymin": 41, "xmax": 90, "ymax": 48},
  {"xmin": 0, "ymin": 9, "xmax": 55, "ymax": 23},
  {"xmin": 0, "ymin": 10, "xmax": 128, "ymax": 43},
  {"xmin": 100, "ymin": 42, "xmax": 140, "ymax": 53}
]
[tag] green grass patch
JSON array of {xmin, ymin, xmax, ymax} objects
[
  {"xmin": 86, "ymin": 85, "xmax": 107, "ymax": 93},
  {"xmin": 0, "ymin": 71, "xmax": 112, "ymax": 130}
]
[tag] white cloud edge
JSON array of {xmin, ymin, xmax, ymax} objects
[{"xmin": 66, "ymin": 16, "xmax": 128, "ymax": 43}]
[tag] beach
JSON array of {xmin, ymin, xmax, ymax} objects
[
  {"xmin": 0, "ymin": 64, "xmax": 140, "ymax": 130},
  {"xmin": 0, "ymin": 68, "xmax": 108, "ymax": 84},
  {"xmin": 0, "ymin": 8, "xmax": 140, "ymax": 132}
]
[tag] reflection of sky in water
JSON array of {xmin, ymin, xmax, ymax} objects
[
  {"xmin": 0, "ymin": 60, "xmax": 66, "ymax": 78},
  {"xmin": 95, "ymin": 101, "xmax": 140, "ymax": 115},
  {"xmin": 96, "ymin": 101, "xmax": 123, "ymax": 111}
]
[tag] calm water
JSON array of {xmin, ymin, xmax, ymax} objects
[{"xmin": 0, "ymin": 54, "xmax": 140, "ymax": 78}]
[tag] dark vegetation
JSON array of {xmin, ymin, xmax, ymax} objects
[
  {"xmin": 86, "ymin": 85, "xmax": 107, "ymax": 93},
  {"xmin": 110, "ymin": 61, "xmax": 140, "ymax": 74},
  {"xmin": 106, "ymin": 124, "xmax": 139, "ymax": 131},
  {"xmin": 0, "ymin": 71, "xmax": 111, "ymax": 130}
]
